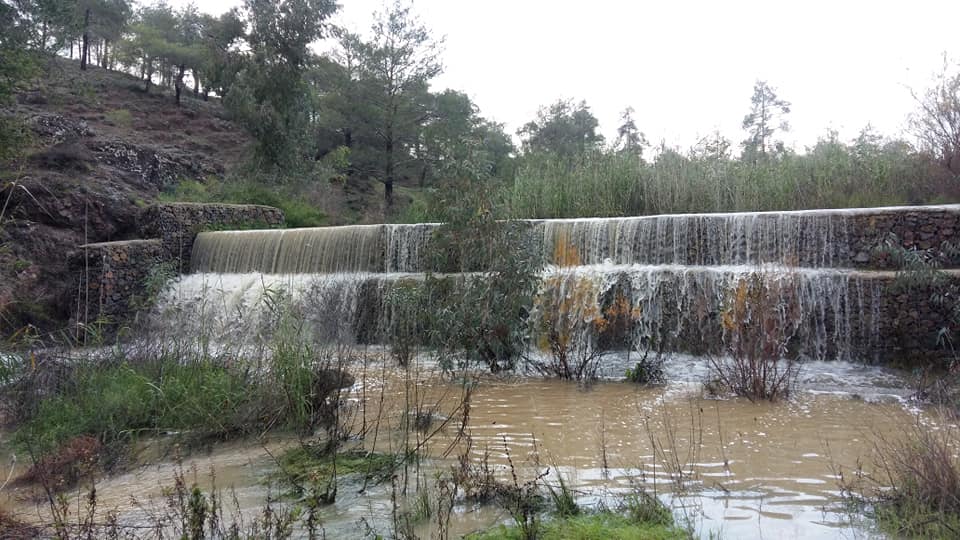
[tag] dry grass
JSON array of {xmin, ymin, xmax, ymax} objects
[{"xmin": 837, "ymin": 413, "xmax": 960, "ymax": 538}]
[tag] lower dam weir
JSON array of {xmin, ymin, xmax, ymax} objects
[{"xmin": 155, "ymin": 205, "xmax": 960, "ymax": 363}]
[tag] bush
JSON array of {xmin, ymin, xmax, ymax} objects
[
  {"xmin": 14, "ymin": 361, "xmax": 256, "ymax": 457},
  {"xmin": 624, "ymin": 355, "xmax": 665, "ymax": 385},
  {"xmin": 707, "ymin": 271, "xmax": 800, "ymax": 401},
  {"xmin": 840, "ymin": 417, "xmax": 960, "ymax": 539},
  {"xmin": 421, "ymin": 178, "xmax": 542, "ymax": 373}
]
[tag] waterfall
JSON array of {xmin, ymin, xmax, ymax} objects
[
  {"xmin": 155, "ymin": 205, "xmax": 960, "ymax": 362},
  {"xmin": 154, "ymin": 264, "xmax": 883, "ymax": 362},
  {"xmin": 535, "ymin": 210, "xmax": 850, "ymax": 267},
  {"xmin": 193, "ymin": 212, "xmax": 854, "ymax": 274}
]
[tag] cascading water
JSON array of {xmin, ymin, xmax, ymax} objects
[
  {"xmin": 189, "ymin": 205, "xmax": 958, "ymax": 274},
  {"xmin": 145, "ymin": 205, "xmax": 957, "ymax": 363}
]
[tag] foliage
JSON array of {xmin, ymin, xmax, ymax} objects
[
  {"xmin": 13, "ymin": 360, "xmax": 256, "ymax": 457},
  {"xmin": 385, "ymin": 281, "xmax": 424, "ymax": 367},
  {"xmin": 614, "ymin": 106, "xmax": 649, "ymax": 158},
  {"xmin": 624, "ymin": 355, "xmax": 665, "ymax": 385},
  {"xmin": 16, "ymin": 459, "xmax": 316, "ymax": 539},
  {"xmin": 417, "ymin": 173, "xmax": 541, "ymax": 372},
  {"xmin": 707, "ymin": 271, "xmax": 800, "ymax": 402},
  {"xmin": 741, "ymin": 80, "xmax": 791, "ymax": 161},
  {"xmin": 9, "ymin": 297, "xmax": 353, "ymax": 464},
  {"xmin": 276, "ymin": 445, "xmax": 398, "ymax": 497},
  {"xmin": 161, "ymin": 177, "xmax": 327, "ymax": 228},
  {"xmin": 546, "ymin": 471, "xmax": 579, "ymax": 518},
  {"xmin": 838, "ymin": 417, "xmax": 960, "ymax": 540},
  {"xmin": 530, "ymin": 275, "xmax": 607, "ymax": 381},
  {"xmin": 321, "ymin": 0, "xmax": 444, "ymax": 207},
  {"xmin": 104, "ymin": 107, "xmax": 132, "ymax": 126},
  {"xmin": 879, "ymin": 235, "xmax": 960, "ymax": 366},
  {"xmin": 0, "ymin": 4, "xmax": 39, "ymax": 162},
  {"xmin": 910, "ymin": 58, "xmax": 960, "ymax": 175},
  {"xmin": 224, "ymin": 0, "xmax": 338, "ymax": 168},
  {"xmin": 623, "ymin": 490, "xmax": 674, "ymax": 527},
  {"xmin": 518, "ymin": 98, "xmax": 603, "ymax": 157},
  {"xmin": 504, "ymin": 127, "xmax": 942, "ymax": 221}
]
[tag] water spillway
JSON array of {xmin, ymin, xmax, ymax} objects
[
  {"xmin": 155, "ymin": 205, "xmax": 960, "ymax": 363},
  {"xmin": 190, "ymin": 205, "xmax": 960, "ymax": 273}
]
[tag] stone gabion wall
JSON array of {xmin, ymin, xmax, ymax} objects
[
  {"xmin": 71, "ymin": 203, "xmax": 285, "ymax": 332},
  {"xmin": 138, "ymin": 203, "xmax": 285, "ymax": 271},
  {"xmin": 878, "ymin": 275, "xmax": 960, "ymax": 365},
  {"xmin": 846, "ymin": 206, "xmax": 960, "ymax": 267},
  {"xmin": 72, "ymin": 239, "xmax": 165, "ymax": 330}
]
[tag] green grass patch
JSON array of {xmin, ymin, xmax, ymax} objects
[
  {"xmin": 104, "ymin": 108, "xmax": 133, "ymax": 127},
  {"xmin": 467, "ymin": 512, "xmax": 689, "ymax": 540},
  {"xmin": 873, "ymin": 500, "xmax": 960, "ymax": 539},
  {"xmin": 161, "ymin": 178, "xmax": 327, "ymax": 228},
  {"xmin": 15, "ymin": 361, "xmax": 257, "ymax": 456},
  {"xmin": 276, "ymin": 445, "xmax": 398, "ymax": 493}
]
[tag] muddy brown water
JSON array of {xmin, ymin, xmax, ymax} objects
[{"xmin": 0, "ymin": 356, "xmax": 931, "ymax": 539}]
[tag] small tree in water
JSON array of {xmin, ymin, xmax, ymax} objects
[{"xmin": 708, "ymin": 271, "xmax": 801, "ymax": 401}]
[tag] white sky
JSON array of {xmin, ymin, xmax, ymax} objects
[{"xmin": 177, "ymin": 0, "xmax": 960, "ymax": 152}]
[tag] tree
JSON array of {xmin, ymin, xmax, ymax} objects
[
  {"xmin": 352, "ymin": 0, "xmax": 444, "ymax": 207},
  {"xmin": 0, "ymin": 1, "xmax": 39, "ymax": 161},
  {"xmin": 119, "ymin": 2, "xmax": 178, "ymax": 91},
  {"xmin": 518, "ymin": 99, "xmax": 603, "ymax": 156},
  {"xmin": 614, "ymin": 106, "xmax": 649, "ymax": 158},
  {"xmin": 741, "ymin": 80, "xmax": 791, "ymax": 162},
  {"xmin": 196, "ymin": 9, "xmax": 245, "ymax": 100},
  {"xmin": 415, "ymin": 89, "xmax": 478, "ymax": 186},
  {"xmin": 910, "ymin": 59, "xmax": 960, "ymax": 174},
  {"xmin": 691, "ymin": 130, "xmax": 732, "ymax": 161},
  {"xmin": 73, "ymin": 0, "xmax": 132, "ymax": 71},
  {"xmin": 224, "ymin": 0, "xmax": 338, "ymax": 169}
]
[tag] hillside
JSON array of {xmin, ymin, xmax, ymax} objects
[{"xmin": 0, "ymin": 58, "xmax": 254, "ymax": 336}]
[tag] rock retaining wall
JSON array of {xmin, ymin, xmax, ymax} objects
[
  {"xmin": 846, "ymin": 206, "xmax": 960, "ymax": 267},
  {"xmin": 72, "ymin": 239, "xmax": 165, "ymax": 330},
  {"xmin": 138, "ymin": 203, "xmax": 285, "ymax": 271},
  {"xmin": 72, "ymin": 203, "xmax": 285, "ymax": 332}
]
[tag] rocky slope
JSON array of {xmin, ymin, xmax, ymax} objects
[{"xmin": 0, "ymin": 58, "xmax": 252, "ymax": 338}]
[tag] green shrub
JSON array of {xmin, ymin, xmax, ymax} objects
[{"xmin": 105, "ymin": 108, "xmax": 133, "ymax": 127}]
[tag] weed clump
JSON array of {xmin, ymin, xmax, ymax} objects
[
  {"xmin": 839, "ymin": 417, "xmax": 960, "ymax": 539},
  {"xmin": 707, "ymin": 271, "xmax": 800, "ymax": 401},
  {"xmin": 275, "ymin": 445, "xmax": 397, "ymax": 498}
]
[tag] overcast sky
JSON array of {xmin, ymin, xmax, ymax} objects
[{"xmin": 172, "ymin": 0, "xmax": 960, "ymax": 152}]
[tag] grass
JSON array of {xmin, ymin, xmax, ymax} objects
[
  {"xmin": 836, "ymin": 414, "xmax": 960, "ymax": 539},
  {"xmin": 275, "ymin": 445, "xmax": 398, "ymax": 493},
  {"xmin": 467, "ymin": 512, "xmax": 689, "ymax": 540},
  {"xmin": 502, "ymin": 137, "xmax": 954, "ymax": 221},
  {"xmin": 161, "ymin": 178, "xmax": 328, "ymax": 228},
  {"xmin": 104, "ymin": 108, "xmax": 133, "ymax": 127},
  {"xmin": 14, "ymin": 361, "xmax": 258, "ymax": 457},
  {"xmin": 872, "ymin": 420, "xmax": 960, "ymax": 539}
]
